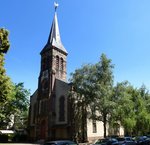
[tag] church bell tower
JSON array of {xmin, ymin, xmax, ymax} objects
[
  {"xmin": 36, "ymin": 3, "xmax": 68, "ymax": 140},
  {"xmin": 38, "ymin": 3, "xmax": 68, "ymax": 98}
]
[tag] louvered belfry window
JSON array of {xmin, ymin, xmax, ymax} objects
[
  {"xmin": 56, "ymin": 55, "xmax": 59, "ymax": 70},
  {"xmin": 60, "ymin": 57, "xmax": 63, "ymax": 71}
]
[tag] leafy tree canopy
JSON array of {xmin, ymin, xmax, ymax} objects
[
  {"xmin": 70, "ymin": 53, "xmax": 150, "ymax": 137},
  {"xmin": 11, "ymin": 82, "xmax": 30, "ymax": 130},
  {"xmin": 0, "ymin": 28, "xmax": 10, "ymax": 54},
  {"xmin": 0, "ymin": 28, "xmax": 30, "ymax": 130},
  {"xmin": 0, "ymin": 28, "xmax": 13, "ymax": 128},
  {"xmin": 70, "ymin": 53, "xmax": 114, "ymax": 137}
]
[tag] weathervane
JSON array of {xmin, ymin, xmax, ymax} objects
[{"xmin": 54, "ymin": 2, "xmax": 59, "ymax": 11}]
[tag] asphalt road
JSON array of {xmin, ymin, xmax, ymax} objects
[{"xmin": 0, "ymin": 144, "xmax": 41, "ymax": 145}]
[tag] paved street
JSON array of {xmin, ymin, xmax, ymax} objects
[{"xmin": 0, "ymin": 144, "xmax": 41, "ymax": 145}]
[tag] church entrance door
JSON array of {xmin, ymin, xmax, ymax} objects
[{"xmin": 40, "ymin": 120, "xmax": 46, "ymax": 139}]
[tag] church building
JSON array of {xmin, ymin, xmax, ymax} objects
[
  {"xmin": 28, "ymin": 3, "xmax": 124, "ymax": 143},
  {"xmin": 28, "ymin": 3, "xmax": 72, "ymax": 141}
]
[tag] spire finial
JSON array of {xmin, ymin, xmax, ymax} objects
[{"xmin": 54, "ymin": 2, "xmax": 59, "ymax": 11}]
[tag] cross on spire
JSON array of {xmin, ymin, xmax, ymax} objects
[
  {"xmin": 54, "ymin": 2, "xmax": 59, "ymax": 11},
  {"xmin": 40, "ymin": 1, "xmax": 67, "ymax": 54}
]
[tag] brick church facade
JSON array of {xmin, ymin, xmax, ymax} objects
[
  {"xmin": 28, "ymin": 4, "xmax": 124, "ymax": 143},
  {"xmin": 28, "ymin": 5, "xmax": 73, "ymax": 141}
]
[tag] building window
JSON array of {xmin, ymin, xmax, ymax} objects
[
  {"xmin": 60, "ymin": 58, "xmax": 63, "ymax": 71},
  {"xmin": 40, "ymin": 100, "xmax": 48, "ymax": 115},
  {"xmin": 51, "ymin": 95, "xmax": 56, "ymax": 112},
  {"xmin": 41, "ymin": 79, "xmax": 48, "ymax": 92},
  {"xmin": 92, "ymin": 120, "xmax": 97, "ymax": 133},
  {"xmin": 33, "ymin": 104, "xmax": 36, "ymax": 123},
  {"xmin": 56, "ymin": 55, "xmax": 59, "ymax": 70},
  {"xmin": 59, "ymin": 96, "xmax": 65, "ymax": 121},
  {"xmin": 42, "ymin": 57, "xmax": 46, "ymax": 70}
]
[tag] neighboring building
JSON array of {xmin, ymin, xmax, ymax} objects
[{"xmin": 28, "ymin": 4, "xmax": 124, "ymax": 143}]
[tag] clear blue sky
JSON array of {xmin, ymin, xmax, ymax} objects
[{"xmin": 1, "ymin": 0, "xmax": 150, "ymax": 94}]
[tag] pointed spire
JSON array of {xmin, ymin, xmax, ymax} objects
[{"xmin": 46, "ymin": 2, "xmax": 67, "ymax": 54}]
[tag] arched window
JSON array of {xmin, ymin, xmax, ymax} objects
[
  {"xmin": 42, "ymin": 79, "xmax": 48, "ymax": 91},
  {"xmin": 59, "ymin": 96, "xmax": 65, "ymax": 121},
  {"xmin": 56, "ymin": 55, "xmax": 59, "ymax": 70},
  {"xmin": 60, "ymin": 58, "xmax": 63, "ymax": 71},
  {"xmin": 42, "ymin": 57, "xmax": 46, "ymax": 70}
]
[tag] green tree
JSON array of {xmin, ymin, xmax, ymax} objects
[
  {"xmin": 11, "ymin": 83, "xmax": 30, "ymax": 129},
  {"xmin": 70, "ymin": 53, "xmax": 114, "ymax": 138},
  {"xmin": 70, "ymin": 53, "xmax": 150, "ymax": 138},
  {"xmin": 133, "ymin": 85, "xmax": 150, "ymax": 135},
  {"xmin": 91, "ymin": 54, "xmax": 114, "ymax": 137},
  {"xmin": 111, "ymin": 81, "xmax": 136, "ymax": 136},
  {"xmin": 0, "ymin": 28, "xmax": 14, "ymax": 128},
  {"xmin": 0, "ymin": 28, "xmax": 30, "ymax": 130},
  {"xmin": 112, "ymin": 83, "xmax": 150, "ymax": 136},
  {"xmin": 70, "ymin": 64, "xmax": 94, "ymax": 142},
  {"xmin": 0, "ymin": 28, "xmax": 10, "ymax": 53}
]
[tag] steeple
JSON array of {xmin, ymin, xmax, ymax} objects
[
  {"xmin": 40, "ymin": 2, "xmax": 68, "ymax": 81},
  {"xmin": 41, "ymin": 2, "xmax": 67, "ymax": 54}
]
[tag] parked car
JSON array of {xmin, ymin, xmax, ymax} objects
[
  {"xmin": 136, "ymin": 136, "xmax": 150, "ymax": 145},
  {"xmin": 94, "ymin": 138, "xmax": 119, "ymax": 145},
  {"xmin": 44, "ymin": 140, "xmax": 78, "ymax": 145},
  {"xmin": 116, "ymin": 137, "xmax": 136, "ymax": 145}
]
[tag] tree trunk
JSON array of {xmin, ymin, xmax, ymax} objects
[
  {"xmin": 103, "ymin": 114, "xmax": 107, "ymax": 138},
  {"xmin": 81, "ymin": 103, "xmax": 87, "ymax": 142}
]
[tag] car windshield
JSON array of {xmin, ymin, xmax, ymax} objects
[
  {"xmin": 137, "ymin": 136, "xmax": 147, "ymax": 140},
  {"xmin": 44, "ymin": 141, "xmax": 77, "ymax": 145},
  {"xmin": 44, "ymin": 143, "xmax": 56, "ymax": 145},
  {"xmin": 111, "ymin": 138, "xmax": 118, "ymax": 142},
  {"xmin": 95, "ymin": 139, "xmax": 108, "ymax": 144},
  {"xmin": 117, "ymin": 138, "xmax": 125, "ymax": 141}
]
